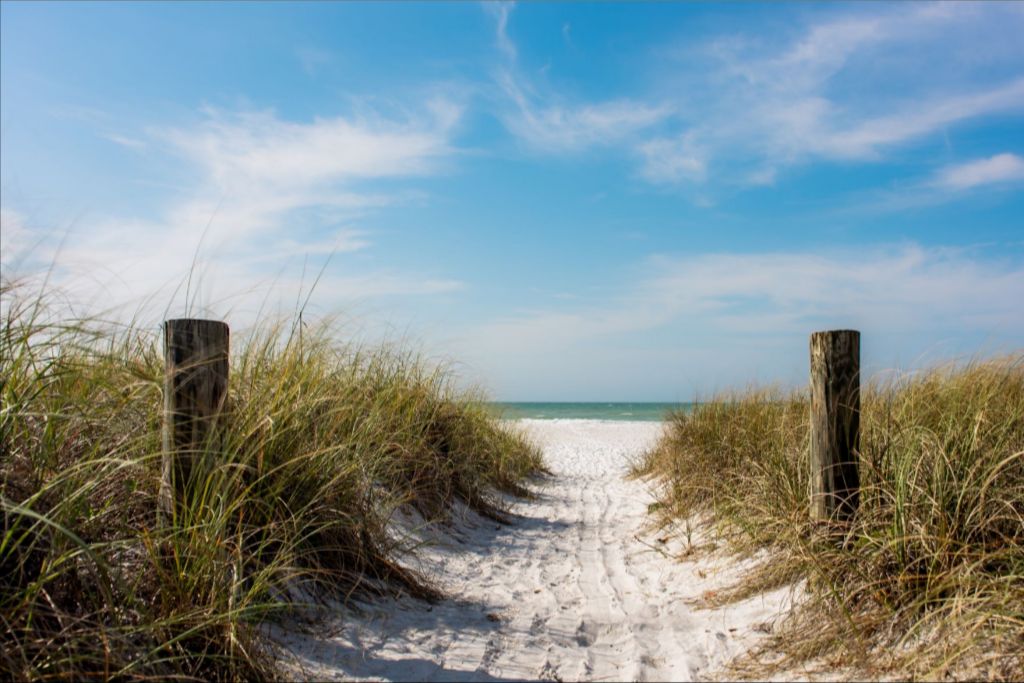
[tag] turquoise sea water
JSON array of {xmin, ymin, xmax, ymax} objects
[{"xmin": 489, "ymin": 402, "xmax": 695, "ymax": 422}]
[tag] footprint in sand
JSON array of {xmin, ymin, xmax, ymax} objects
[{"xmin": 273, "ymin": 419, "xmax": 793, "ymax": 682}]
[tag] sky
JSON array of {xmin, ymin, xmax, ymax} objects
[{"xmin": 1, "ymin": 1, "xmax": 1023, "ymax": 401}]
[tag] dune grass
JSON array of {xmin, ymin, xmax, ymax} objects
[
  {"xmin": 0, "ymin": 279, "xmax": 543, "ymax": 681},
  {"xmin": 634, "ymin": 355, "xmax": 1024, "ymax": 679}
]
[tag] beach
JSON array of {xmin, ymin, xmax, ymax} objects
[{"xmin": 273, "ymin": 418, "xmax": 796, "ymax": 681}]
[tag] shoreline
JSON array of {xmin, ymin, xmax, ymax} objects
[
  {"xmin": 503, "ymin": 416, "xmax": 668, "ymax": 424},
  {"xmin": 492, "ymin": 402, "xmax": 692, "ymax": 423}
]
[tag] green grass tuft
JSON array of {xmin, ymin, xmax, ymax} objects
[
  {"xmin": 1, "ymin": 278, "xmax": 543, "ymax": 680},
  {"xmin": 634, "ymin": 356, "xmax": 1024, "ymax": 679}
]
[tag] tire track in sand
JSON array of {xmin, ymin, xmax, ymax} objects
[{"xmin": 273, "ymin": 419, "xmax": 792, "ymax": 682}]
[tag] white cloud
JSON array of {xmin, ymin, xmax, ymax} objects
[
  {"xmin": 742, "ymin": 15, "xmax": 887, "ymax": 94},
  {"xmin": 0, "ymin": 208, "xmax": 35, "ymax": 267},
  {"xmin": 462, "ymin": 242, "xmax": 1024, "ymax": 358},
  {"xmin": 641, "ymin": 4, "xmax": 1024, "ymax": 189},
  {"xmin": 315, "ymin": 272, "xmax": 463, "ymax": 300},
  {"xmin": 793, "ymin": 79, "xmax": 1024, "ymax": 161},
  {"xmin": 638, "ymin": 246, "xmax": 1023, "ymax": 332},
  {"xmin": 296, "ymin": 46, "xmax": 333, "ymax": 76},
  {"xmin": 481, "ymin": 3, "xmax": 1024, "ymax": 183},
  {"xmin": 163, "ymin": 106, "xmax": 456, "ymax": 192},
  {"xmin": 637, "ymin": 132, "xmax": 707, "ymax": 183},
  {"xmin": 747, "ymin": 167, "xmax": 777, "ymax": 186},
  {"xmin": 487, "ymin": 7, "xmax": 670, "ymax": 153},
  {"xmin": 455, "ymin": 244, "xmax": 1024, "ymax": 394},
  {"xmin": 933, "ymin": 152, "xmax": 1024, "ymax": 190},
  {"xmin": 104, "ymin": 133, "xmax": 147, "ymax": 150},
  {"xmin": 144, "ymin": 103, "xmax": 461, "ymax": 256},
  {"xmin": 5, "ymin": 101, "xmax": 466, "ymax": 323},
  {"xmin": 480, "ymin": 3, "xmax": 1024, "ymax": 191},
  {"xmin": 484, "ymin": 2, "xmax": 517, "ymax": 63},
  {"xmin": 498, "ymin": 71, "xmax": 670, "ymax": 152}
]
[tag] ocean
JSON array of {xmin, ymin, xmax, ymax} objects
[{"xmin": 488, "ymin": 402, "xmax": 695, "ymax": 422}]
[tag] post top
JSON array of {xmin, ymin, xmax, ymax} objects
[
  {"xmin": 811, "ymin": 329, "xmax": 860, "ymax": 336},
  {"xmin": 164, "ymin": 318, "xmax": 229, "ymax": 327}
]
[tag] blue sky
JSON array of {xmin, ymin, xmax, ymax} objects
[{"xmin": 2, "ymin": 1, "xmax": 1023, "ymax": 400}]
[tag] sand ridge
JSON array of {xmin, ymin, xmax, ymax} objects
[{"xmin": 272, "ymin": 419, "xmax": 795, "ymax": 682}]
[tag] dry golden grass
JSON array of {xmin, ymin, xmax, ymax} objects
[
  {"xmin": 634, "ymin": 356, "xmax": 1024, "ymax": 680},
  {"xmin": 1, "ymin": 278, "xmax": 543, "ymax": 680}
]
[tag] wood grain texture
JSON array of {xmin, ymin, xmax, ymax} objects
[
  {"xmin": 160, "ymin": 319, "xmax": 229, "ymax": 522},
  {"xmin": 809, "ymin": 329, "xmax": 861, "ymax": 522}
]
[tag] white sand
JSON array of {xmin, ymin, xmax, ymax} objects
[{"xmin": 271, "ymin": 419, "xmax": 797, "ymax": 682}]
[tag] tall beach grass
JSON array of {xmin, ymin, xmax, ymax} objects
[
  {"xmin": 635, "ymin": 355, "xmax": 1023, "ymax": 679},
  {"xmin": 0, "ymin": 278, "xmax": 543, "ymax": 680}
]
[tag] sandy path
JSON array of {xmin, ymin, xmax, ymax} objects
[{"xmin": 273, "ymin": 419, "xmax": 793, "ymax": 682}]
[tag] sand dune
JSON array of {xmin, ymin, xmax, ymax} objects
[{"xmin": 272, "ymin": 419, "xmax": 797, "ymax": 682}]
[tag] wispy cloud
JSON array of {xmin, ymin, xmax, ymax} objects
[
  {"xmin": 4, "ymin": 100, "xmax": 466, "ymax": 321},
  {"xmin": 479, "ymin": 3, "xmax": 1024, "ymax": 192},
  {"xmin": 0, "ymin": 208, "xmax": 39, "ymax": 269},
  {"xmin": 835, "ymin": 150, "xmax": 1024, "ymax": 215},
  {"xmin": 163, "ymin": 104, "xmax": 458, "ymax": 194},
  {"xmin": 638, "ymin": 245, "xmax": 1023, "ymax": 333},
  {"xmin": 311, "ymin": 272, "xmax": 462, "ymax": 300},
  {"xmin": 637, "ymin": 132, "xmax": 706, "ymax": 184},
  {"xmin": 296, "ymin": 46, "xmax": 333, "ymax": 76},
  {"xmin": 453, "ymin": 243, "xmax": 1024, "ymax": 396},
  {"xmin": 498, "ymin": 71, "xmax": 669, "ymax": 152},
  {"xmin": 487, "ymin": 5, "xmax": 670, "ymax": 153},
  {"xmin": 138, "ymin": 102, "xmax": 461, "ymax": 255},
  {"xmin": 104, "ymin": 133, "xmax": 147, "ymax": 151},
  {"xmin": 473, "ymin": 244, "xmax": 1024, "ymax": 346},
  {"xmin": 780, "ymin": 79, "xmax": 1024, "ymax": 162},
  {"xmin": 932, "ymin": 152, "xmax": 1024, "ymax": 190},
  {"xmin": 639, "ymin": 3, "xmax": 1024, "ymax": 189},
  {"xmin": 485, "ymin": 2, "xmax": 517, "ymax": 63}
]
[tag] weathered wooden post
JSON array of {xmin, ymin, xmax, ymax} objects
[
  {"xmin": 809, "ymin": 329, "xmax": 861, "ymax": 522},
  {"xmin": 160, "ymin": 318, "xmax": 229, "ymax": 522}
]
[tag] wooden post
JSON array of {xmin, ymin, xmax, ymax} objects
[
  {"xmin": 809, "ymin": 329, "xmax": 861, "ymax": 522},
  {"xmin": 160, "ymin": 319, "xmax": 229, "ymax": 522}
]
